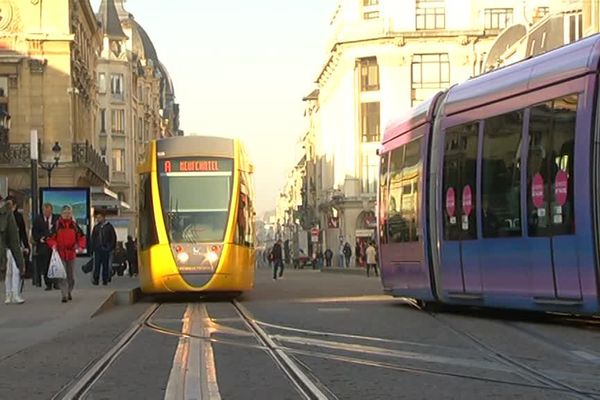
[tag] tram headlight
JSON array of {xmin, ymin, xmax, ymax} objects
[
  {"xmin": 177, "ymin": 251, "xmax": 190, "ymax": 264},
  {"xmin": 207, "ymin": 251, "xmax": 219, "ymax": 264}
]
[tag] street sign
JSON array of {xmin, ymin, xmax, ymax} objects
[{"xmin": 311, "ymin": 228, "xmax": 319, "ymax": 243}]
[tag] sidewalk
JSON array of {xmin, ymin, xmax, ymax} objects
[{"xmin": 0, "ymin": 257, "xmax": 139, "ymax": 360}]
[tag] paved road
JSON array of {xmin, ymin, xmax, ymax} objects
[{"xmin": 2, "ymin": 268, "xmax": 600, "ymax": 399}]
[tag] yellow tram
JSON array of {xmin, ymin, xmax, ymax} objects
[{"xmin": 137, "ymin": 136, "xmax": 256, "ymax": 294}]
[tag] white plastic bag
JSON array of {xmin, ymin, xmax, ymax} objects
[
  {"xmin": 5, "ymin": 249, "xmax": 20, "ymax": 293},
  {"xmin": 48, "ymin": 249, "xmax": 67, "ymax": 280}
]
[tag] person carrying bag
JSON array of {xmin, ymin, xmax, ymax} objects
[
  {"xmin": 46, "ymin": 205, "xmax": 86, "ymax": 303},
  {"xmin": 0, "ymin": 197, "xmax": 26, "ymax": 305}
]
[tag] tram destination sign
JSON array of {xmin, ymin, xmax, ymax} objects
[{"xmin": 160, "ymin": 158, "xmax": 233, "ymax": 174}]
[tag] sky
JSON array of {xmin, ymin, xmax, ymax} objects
[{"xmin": 91, "ymin": 0, "xmax": 334, "ymax": 215}]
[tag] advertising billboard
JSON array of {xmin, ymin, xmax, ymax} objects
[{"xmin": 40, "ymin": 187, "xmax": 91, "ymax": 256}]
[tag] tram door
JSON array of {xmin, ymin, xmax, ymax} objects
[
  {"xmin": 440, "ymin": 123, "xmax": 482, "ymax": 295},
  {"xmin": 526, "ymin": 96, "xmax": 582, "ymax": 300}
]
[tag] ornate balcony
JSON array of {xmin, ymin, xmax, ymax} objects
[
  {"xmin": 72, "ymin": 141, "xmax": 109, "ymax": 183},
  {"xmin": 0, "ymin": 143, "xmax": 31, "ymax": 167}
]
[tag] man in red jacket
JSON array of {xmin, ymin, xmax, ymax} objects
[{"xmin": 47, "ymin": 205, "xmax": 86, "ymax": 303}]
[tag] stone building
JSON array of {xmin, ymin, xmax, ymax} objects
[
  {"xmin": 0, "ymin": 0, "xmax": 108, "ymax": 213},
  {"xmin": 96, "ymin": 0, "xmax": 180, "ymax": 237},
  {"xmin": 288, "ymin": 0, "xmax": 558, "ymax": 264}
]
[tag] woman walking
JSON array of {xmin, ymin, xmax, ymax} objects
[{"xmin": 47, "ymin": 205, "xmax": 86, "ymax": 303}]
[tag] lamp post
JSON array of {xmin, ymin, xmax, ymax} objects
[{"xmin": 39, "ymin": 141, "xmax": 62, "ymax": 187}]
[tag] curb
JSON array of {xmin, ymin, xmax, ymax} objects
[
  {"xmin": 320, "ymin": 267, "xmax": 368, "ymax": 276},
  {"xmin": 91, "ymin": 287, "xmax": 142, "ymax": 318}
]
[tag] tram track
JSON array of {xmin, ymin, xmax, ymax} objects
[
  {"xmin": 408, "ymin": 301, "xmax": 600, "ymax": 400},
  {"xmin": 51, "ymin": 303, "xmax": 161, "ymax": 400}
]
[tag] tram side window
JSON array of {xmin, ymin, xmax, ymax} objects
[
  {"xmin": 387, "ymin": 138, "xmax": 422, "ymax": 243},
  {"xmin": 139, "ymin": 173, "xmax": 158, "ymax": 250},
  {"xmin": 482, "ymin": 111, "xmax": 523, "ymax": 238},
  {"xmin": 379, "ymin": 152, "xmax": 390, "ymax": 244},
  {"xmin": 443, "ymin": 123, "xmax": 479, "ymax": 241},
  {"xmin": 527, "ymin": 94, "xmax": 577, "ymax": 236}
]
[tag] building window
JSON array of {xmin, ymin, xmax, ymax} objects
[
  {"xmin": 527, "ymin": 95, "xmax": 577, "ymax": 237},
  {"xmin": 411, "ymin": 53, "xmax": 450, "ymax": 106},
  {"xmin": 111, "ymin": 109, "xmax": 125, "ymax": 134},
  {"xmin": 361, "ymin": 148, "xmax": 379, "ymax": 194},
  {"xmin": 100, "ymin": 108, "xmax": 106, "ymax": 133},
  {"xmin": 112, "ymin": 148, "xmax": 125, "ymax": 172},
  {"xmin": 111, "ymin": 74, "xmax": 124, "ymax": 98},
  {"xmin": 484, "ymin": 8, "xmax": 513, "ymax": 30},
  {"xmin": 98, "ymin": 73, "xmax": 106, "ymax": 94},
  {"xmin": 533, "ymin": 6, "xmax": 550, "ymax": 23},
  {"xmin": 567, "ymin": 13, "xmax": 583, "ymax": 43},
  {"xmin": 363, "ymin": 0, "xmax": 379, "ymax": 20},
  {"xmin": 359, "ymin": 57, "xmax": 379, "ymax": 91},
  {"xmin": 360, "ymin": 102, "xmax": 380, "ymax": 142},
  {"xmin": 416, "ymin": 0, "xmax": 445, "ymax": 30},
  {"xmin": 482, "ymin": 110, "xmax": 523, "ymax": 238}
]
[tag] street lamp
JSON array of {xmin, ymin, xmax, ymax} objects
[{"xmin": 39, "ymin": 141, "xmax": 62, "ymax": 187}]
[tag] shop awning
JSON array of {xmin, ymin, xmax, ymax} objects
[{"xmin": 90, "ymin": 186, "xmax": 130, "ymax": 210}]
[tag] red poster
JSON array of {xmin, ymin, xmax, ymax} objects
[
  {"xmin": 531, "ymin": 173, "xmax": 544, "ymax": 208},
  {"xmin": 555, "ymin": 170, "xmax": 568, "ymax": 206},
  {"xmin": 462, "ymin": 185, "xmax": 473, "ymax": 216},
  {"xmin": 446, "ymin": 187, "xmax": 456, "ymax": 217}
]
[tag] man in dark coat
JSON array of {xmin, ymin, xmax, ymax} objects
[
  {"xmin": 271, "ymin": 239, "xmax": 284, "ymax": 280},
  {"xmin": 31, "ymin": 203, "xmax": 59, "ymax": 290},
  {"xmin": 6, "ymin": 196, "xmax": 31, "ymax": 282},
  {"xmin": 90, "ymin": 210, "xmax": 117, "ymax": 285},
  {"xmin": 0, "ymin": 197, "xmax": 26, "ymax": 303}
]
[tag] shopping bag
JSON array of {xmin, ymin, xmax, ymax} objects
[
  {"xmin": 82, "ymin": 257, "xmax": 93, "ymax": 274},
  {"xmin": 48, "ymin": 250, "xmax": 67, "ymax": 280},
  {"xmin": 6, "ymin": 250, "xmax": 21, "ymax": 293}
]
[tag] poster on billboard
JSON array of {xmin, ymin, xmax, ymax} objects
[{"xmin": 40, "ymin": 187, "xmax": 91, "ymax": 256}]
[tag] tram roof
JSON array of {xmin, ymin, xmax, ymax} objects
[
  {"xmin": 156, "ymin": 135, "xmax": 235, "ymax": 158},
  {"xmin": 444, "ymin": 33, "xmax": 600, "ymax": 116},
  {"xmin": 382, "ymin": 92, "xmax": 442, "ymax": 144}
]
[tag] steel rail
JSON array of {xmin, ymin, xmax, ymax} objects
[{"xmin": 52, "ymin": 303, "xmax": 161, "ymax": 400}]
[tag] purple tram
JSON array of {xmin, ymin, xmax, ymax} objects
[{"xmin": 378, "ymin": 34, "xmax": 600, "ymax": 315}]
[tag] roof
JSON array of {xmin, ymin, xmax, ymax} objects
[
  {"xmin": 131, "ymin": 19, "xmax": 158, "ymax": 62},
  {"xmin": 97, "ymin": 0, "xmax": 127, "ymax": 40},
  {"xmin": 445, "ymin": 33, "xmax": 600, "ymax": 116},
  {"xmin": 382, "ymin": 92, "xmax": 442, "ymax": 144},
  {"xmin": 302, "ymin": 89, "xmax": 319, "ymax": 101}
]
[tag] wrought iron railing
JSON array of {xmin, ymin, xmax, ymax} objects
[
  {"xmin": 72, "ymin": 141, "xmax": 109, "ymax": 183},
  {"xmin": 0, "ymin": 143, "xmax": 31, "ymax": 166}
]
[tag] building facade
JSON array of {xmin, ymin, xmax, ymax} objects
[
  {"xmin": 0, "ymin": 0, "xmax": 108, "ymax": 214},
  {"xmin": 285, "ymin": 0, "xmax": 561, "ymax": 265},
  {"xmin": 96, "ymin": 0, "xmax": 180, "ymax": 238}
]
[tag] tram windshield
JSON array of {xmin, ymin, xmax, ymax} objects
[{"xmin": 158, "ymin": 158, "xmax": 233, "ymax": 243}]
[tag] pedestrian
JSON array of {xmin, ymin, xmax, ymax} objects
[
  {"xmin": 324, "ymin": 248, "xmax": 333, "ymax": 267},
  {"xmin": 125, "ymin": 235, "xmax": 138, "ymax": 276},
  {"xmin": 343, "ymin": 242, "xmax": 352, "ymax": 268},
  {"xmin": 355, "ymin": 240, "xmax": 362, "ymax": 267},
  {"xmin": 271, "ymin": 239, "xmax": 284, "ymax": 280},
  {"xmin": 90, "ymin": 210, "xmax": 117, "ymax": 286},
  {"xmin": 338, "ymin": 241, "xmax": 345, "ymax": 268},
  {"xmin": 6, "ymin": 196, "xmax": 31, "ymax": 282},
  {"xmin": 284, "ymin": 240, "xmax": 291, "ymax": 267},
  {"xmin": 32, "ymin": 203, "xmax": 59, "ymax": 290},
  {"xmin": 366, "ymin": 241, "xmax": 379, "ymax": 277},
  {"xmin": 46, "ymin": 205, "xmax": 86, "ymax": 303},
  {"xmin": 1, "ymin": 197, "xmax": 26, "ymax": 304}
]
